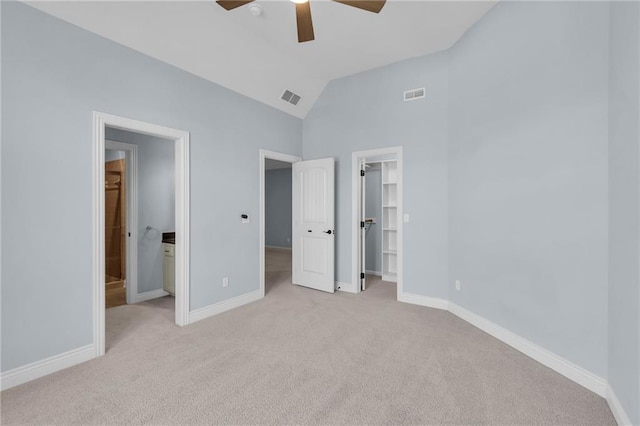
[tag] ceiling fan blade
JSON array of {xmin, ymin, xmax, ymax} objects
[
  {"xmin": 331, "ymin": 0, "xmax": 386, "ymax": 13},
  {"xmin": 295, "ymin": 2, "xmax": 315, "ymax": 43},
  {"xmin": 216, "ymin": 0, "xmax": 254, "ymax": 11}
]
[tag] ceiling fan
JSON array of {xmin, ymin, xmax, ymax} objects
[{"xmin": 215, "ymin": 0, "xmax": 386, "ymax": 43}]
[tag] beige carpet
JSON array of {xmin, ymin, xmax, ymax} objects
[{"xmin": 1, "ymin": 248, "xmax": 615, "ymax": 425}]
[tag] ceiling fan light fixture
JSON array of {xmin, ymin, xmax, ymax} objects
[
  {"xmin": 248, "ymin": 4, "xmax": 263, "ymax": 16},
  {"xmin": 290, "ymin": 0, "xmax": 309, "ymax": 4}
]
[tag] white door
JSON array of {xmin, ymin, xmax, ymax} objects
[
  {"xmin": 359, "ymin": 161, "xmax": 366, "ymax": 291},
  {"xmin": 292, "ymin": 158, "xmax": 335, "ymax": 293}
]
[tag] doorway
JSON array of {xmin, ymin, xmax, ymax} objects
[
  {"xmin": 264, "ymin": 158, "xmax": 293, "ymax": 295},
  {"xmin": 93, "ymin": 112, "xmax": 190, "ymax": 358},
  {"xmin": 259, "ymin": 150, "xmax": 301, "ymax": 298},
  {"xmin": 351, "ymin": 147, "xmax": 404, "ymax": 298}
]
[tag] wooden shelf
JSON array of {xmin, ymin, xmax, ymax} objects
[{"xmin": 381, "ymin": 160, "xmax": 398, "ymax": 283}]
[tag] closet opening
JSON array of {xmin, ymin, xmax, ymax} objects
[{"xmin": 351, "ymin": 147, "xmax": 403, "ymax": 299}]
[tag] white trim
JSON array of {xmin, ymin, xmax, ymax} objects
[
  {"xmin": 447, "ymin": 302, "xmax": 608, "ymax": 398},
  {"xmin": 398, "ymin": 292, "xmax": 449, "ymax": 310},
  {"xmin": 351, "ymin": 147, "xmax": 403, "ymax": 296},
  {"xmin": 336, "ymin": 281, "xmax": 357, "ymax": 294},
  {"xmin": 259, "ymin": 149, "xmax": 301, "ymax": 299},
  {"xmin": 93, "ymin": 112, "xmax": 191, "ymax": 360},
  {"xmin": 607, "ymin": 385, "xmax": 633, "ymax": 426},
  {"xmin": 93, "ymin": 113, "xmax": 106, "ymax": 357},
  {"xmin": 265, "ymin": 245, "xmax": 292, "ymax": 251},
  {"xmin": 105, "ymin": 140, "xmax": 138, "ymax": 306},
  {"xmin": 365, "ymin": 270, "xmax": 382, "ymax": 276},
  {"xmin": 0, "ymin": 344, "xmax": 94, "ymax": 391},
  {"xmin": 396, "ymin": 294, "xmax": 610, "ymax": 399},
  {"xmin": 189, "ymin": 290, "xmax": 262, "ymax": 324},
  {"xmin": 133, "ymin": 289, "xmax": 170, "ymax": 304}
]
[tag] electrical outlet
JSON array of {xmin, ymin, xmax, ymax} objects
[
  {"xmin": 222, "ymin": 277, "xmax": 229, "ymax": 288},
  {"xmin": 455, "ymin": 280, "xmax": 461, "ymax": 291}
]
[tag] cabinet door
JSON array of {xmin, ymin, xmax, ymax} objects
[{"xmin": 163, "ymin": 255, "xmax": 175, "ymax": 295}]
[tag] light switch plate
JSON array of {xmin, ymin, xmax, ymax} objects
[{"xmin": 404, "ymin": 214, "xmax": 410, "ymax": 223}]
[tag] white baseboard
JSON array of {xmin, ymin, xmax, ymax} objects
[
  {"xmin": 336, "ymin": 281, "xmax": 357, "ymax": 294},
  {"xmin": 447, "ymin": 302, "xmax": 607, "ymax": 398},
  {"xmin": 1, "ymin": 344, "xmax": 95, "ymax": 391},
  {"xmin": 398, "ymin": 292, "xmax": 449, "ymax": 310},
  {"xmin": 265, "ymin": 245, "xmax": 292, "ymax": 251},
  {"xmin": 189, "ymin": 290, "xmax": 262, "ymax": 324},
  {"xmin": 607, "ymin": 385, "xmax": 633, "ymax": 426},
  {"xmin": 133, "ymin": 289, "xmax": 169, "ymax": 303},
  {"xmin": 365, "ymin": 270, "xmax": 382, "ymax": 276}
]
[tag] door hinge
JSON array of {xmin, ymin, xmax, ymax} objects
[
  {"xmin": 360, "ymin": 170, "xmax": 365, "ymax": 177},
  {"xmin": 361, "ymin": 273, "xmax": 365, "ymax": 279}
]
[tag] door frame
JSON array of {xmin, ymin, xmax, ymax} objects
[
  {"xmin": 351, "ymin": 147, "xmax": 403, "ymax": 298},
  {"xmin": 259, "ymin": 149, "xmax": 301, "ymax": 298},
  {"xmin": 105, "ymin": 140, "xmax": 139, "ymax": 305},
  {"xmin": 93, "ymin": 112, "xmax": 190, "ymax": 358}
]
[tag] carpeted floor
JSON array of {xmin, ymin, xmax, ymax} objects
[{"xmin": 1, "ymin": 248, "xmax": 615, "ymax": 425}]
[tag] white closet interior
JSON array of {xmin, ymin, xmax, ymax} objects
[{"xmin": 381, "ymin": 161, "xmax": 398, "ymax": 282}]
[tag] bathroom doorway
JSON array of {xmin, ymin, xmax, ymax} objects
[{"xmin": 93, "ymin": 111, "xmax": 191, "ymax": 358}]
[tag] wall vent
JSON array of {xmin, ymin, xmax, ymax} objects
[
  {"xmin": 403, "ymin": 88, "xmax": 425, "ymax": 102},
  {"xmin": 281, "ymin": 90, "xmax": 302, "ymax": 106}
]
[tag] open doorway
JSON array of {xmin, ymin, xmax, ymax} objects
[
  {"xmin": 264, "ymin": 158, "xmax": 292, "ymax": 295},
  {"xmin": 103, "ymin": 128, "xmax": 176, "ymax": 347},
  {"xmin": 93, "ymin": 112, "xmax": 190, "ymax": 358},
  {"xmin": 259, "ymin": 150, "xmax": 301, "ymax": 298},
  {"xmin": 351, "ymin": 147, "xmax": 403, "ymax": 299}
]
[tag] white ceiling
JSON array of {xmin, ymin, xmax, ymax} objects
[{"xmin": 27, "ymin": 0, "xmax": 496, "ymax": 118}]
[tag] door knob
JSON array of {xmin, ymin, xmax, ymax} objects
[{"xmin": 323, "ymin": 230, "xmax": 333, "ymax": 235}]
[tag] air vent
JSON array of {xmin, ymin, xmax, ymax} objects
[
  {"xmin": 281, "ymin": 90, "xmax": 302, "ymax": 106},
  {"xmin": 403, "ymin": 88, "xmax": 425, "ymax": 102}
]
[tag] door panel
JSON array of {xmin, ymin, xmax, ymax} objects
[
  {"xmin": 293, "ymin": 158, "xmax": 335, "ymax": 293},
  {"xmin": 360, "ymin": 160, "xmax": 366, "ymax": 291}
]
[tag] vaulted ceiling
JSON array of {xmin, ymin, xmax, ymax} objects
[{"xmin": 27, "ymin": 1, "xmax": 496, "ymax": 118}]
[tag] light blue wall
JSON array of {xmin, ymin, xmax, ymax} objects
[
  {"xmin": 265, "ymin": 168, "xmax": 292, "ymax": 248},
  {"xmin": 106, "ymin": 128, "xmax": 175, "ymax": 294},
  {"xmin": 303, "ymin": 53, "xmax": 450, "ymax": 297},
  {"xmin": 448, "ymin": 1, "xmax": 609, "ymax": 377},
  {"xmin": 608, "ymin": 2, "xmax": 640, "ymax": 423},
  {"xmin": 1, "ymin": 2, "xmax": 301, "ymax": 372},
  {"xmin": 365, "ymin": 168, "xmax": 382, "ymax": 273},
  {"xmin": 105, "ymin": 150, "xmax": 125, "ymax": 162}
]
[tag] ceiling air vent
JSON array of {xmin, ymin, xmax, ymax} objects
[
  {"xmin": 404, "ymin": 88, "xmax": 425, "ymax": 102},
  {"xmin": 281, "ymin": 90, "xmax": 302, "ymax": 106}
]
